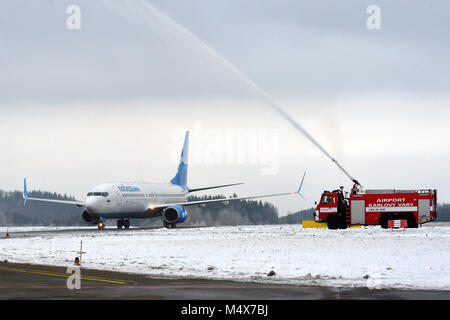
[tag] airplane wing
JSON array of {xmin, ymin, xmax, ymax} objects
[
  {"xmin": 23, "ymin": 178, "xmax": 84, "ymax": 207},
  {"xmin": 149, "ymin": 171, "xmax": 306, "ymax": 211},
  {"xmin": 188, "ymin": 182, "xmax": 243, "ymax": 193}
]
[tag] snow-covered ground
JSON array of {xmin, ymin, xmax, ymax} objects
[{"xmin": 1, "ymin": 224, "xmax": 449, "ymax": 290}]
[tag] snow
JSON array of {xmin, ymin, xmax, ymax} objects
[{"xmin": 1, "ymin": 224, "xmax": 450, "ymax": 290}]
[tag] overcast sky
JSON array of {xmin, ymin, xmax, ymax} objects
[{"xmin": 0, "ymin": 0, "xmax": 449, "ymax": 216}]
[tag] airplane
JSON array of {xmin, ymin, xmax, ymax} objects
[{"xmin": 23, "ymin": 131, "xmax": 306, "ymax": 230}]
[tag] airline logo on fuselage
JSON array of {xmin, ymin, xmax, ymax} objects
[{"xmin": 117, "ymin": 184, "xmax": 141, "ymax": 192}]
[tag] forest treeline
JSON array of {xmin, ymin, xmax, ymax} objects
[{"xmin": 0, "ymin": 189, "xmax": 448, "ymax": 227}]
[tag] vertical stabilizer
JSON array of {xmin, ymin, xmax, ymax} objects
[
  {"xmin": 23, "ymin": 178, "xmax": 28, "ymax": 205},
  {"xmin": 170, "ymin": 131, "xmax": 189, "ymax": 188}
]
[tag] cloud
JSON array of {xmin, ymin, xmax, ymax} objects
[{"xmin": 1, "ymin": 0, "xmax": 449, "ymax": 104}]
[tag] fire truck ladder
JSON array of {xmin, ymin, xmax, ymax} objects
[{"xmin": 344, "ymin": 206, "xmax": 351, "ymax": 226}]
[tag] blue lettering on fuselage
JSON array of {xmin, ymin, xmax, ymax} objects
[{"xmin": 117, "ymin": 185, "xmax": 141, "ymax": 192}]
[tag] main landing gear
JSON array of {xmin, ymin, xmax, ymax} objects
[
  {"xmin": 163, "ymin": 221, "xmax": 177, "ymax": 229},
  {"xmin": 117, "ymin": 219, "xmax": 130, "ymax": 229}
]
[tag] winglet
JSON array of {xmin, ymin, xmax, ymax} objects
[
  {"xmin": 296, "ymin": 171, "xmax": 306, "ymax": 201},
  {"xmin": 23, "ymin": 178, "xmax": 28, "ymax": 206}
]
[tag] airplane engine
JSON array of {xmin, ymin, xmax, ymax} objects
[
  {"xmin": 162, "ymin": 205, "xmax": 188, "ymax": 224},
  {"xmin": 81, "ymin": 210, "xmax": 99, "ymax": 224}
]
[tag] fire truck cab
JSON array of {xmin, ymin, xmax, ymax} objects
[{"xmin": 315, "ymin": 186, "xmax": 437, "ymax": 229}]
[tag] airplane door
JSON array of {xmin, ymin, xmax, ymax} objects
[{"xmin": 116, "ymin": 192, "xmax": 122, "ymax": 207}]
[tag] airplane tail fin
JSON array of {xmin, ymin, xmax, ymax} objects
[
  {"xmin": 170, "ymin": 131, "xmax": 189, "ymax": 188},
  {"xmin": 23, "ymin": 178, "xmax": 28, "ymax": 206}
]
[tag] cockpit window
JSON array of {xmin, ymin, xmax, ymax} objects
[
  {"xmin": 321, "ymin": 195, "xmax": 333, "ymax": 204},
  {"xmin": 87, "ymin": 192, "xmax": 109, "ymax": 197}
]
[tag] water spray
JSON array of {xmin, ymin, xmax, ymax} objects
[{"xmin": 104, "ymin": 0, "xmax": 362, "ymax": 188}]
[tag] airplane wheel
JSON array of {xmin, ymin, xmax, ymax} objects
[
  {"xmin": 124, "ymin": 219, "xmax": 130, "ymax": 229},
  {"xmin": 117, "ymin": 220, "xmax": 123, "ymax": 229}
]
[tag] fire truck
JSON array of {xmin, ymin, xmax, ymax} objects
[
  {"xmin": 314, "ymin": 186, "xmax": 437, "ymax": 229},
  {"xmin": 287, "ymin": 127, "xmax": 438, "ymax": 229}
]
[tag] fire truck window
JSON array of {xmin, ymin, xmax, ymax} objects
[{"xmin": 322, "ymin": 196, "xmax": 332, "ymax": 204}]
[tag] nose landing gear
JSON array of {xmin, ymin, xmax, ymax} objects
[
  {"xmin": 97, "ymin": 221, "xmax": 105, "ymax": 230},
  {"xmin": 117, "ymin": 219, "xmax": 130, "ymax": 229}
]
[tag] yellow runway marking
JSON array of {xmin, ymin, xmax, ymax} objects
[{"xmin": 0, "ymin": 266, "xmax": 136, "ymax": 285}]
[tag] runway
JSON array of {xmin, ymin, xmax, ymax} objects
[
  {"xmin": 2, "ymin": 224, "xmax": 450, "ymax": 297},
  {"xmin": 3, "ymin": 225, "xmax": 204, "ymax": 238},
  {"xmin": 0, "ymin": 262, "xmax": 448, "ymax": 300}
]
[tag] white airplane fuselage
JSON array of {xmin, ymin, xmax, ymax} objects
[{"xmin": 85, "ymin": 182, "xmax": 187, "ymax": 218}]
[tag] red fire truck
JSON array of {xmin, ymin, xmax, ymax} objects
[{"xmin": 315, "ymin": 187, "xmax": 437, "ymax": 229}]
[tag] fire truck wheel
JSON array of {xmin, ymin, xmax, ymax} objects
[
  {"xmin": 379, "ymin": 215, "xmax": 388, "ymax": 229},
  {"xmin": 327, "ymin": 216, "xmax": 343, "ymax": 230},
  {"xmin": 407, "ymin": 215, "xmax": 418, "ymax": 228}
]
